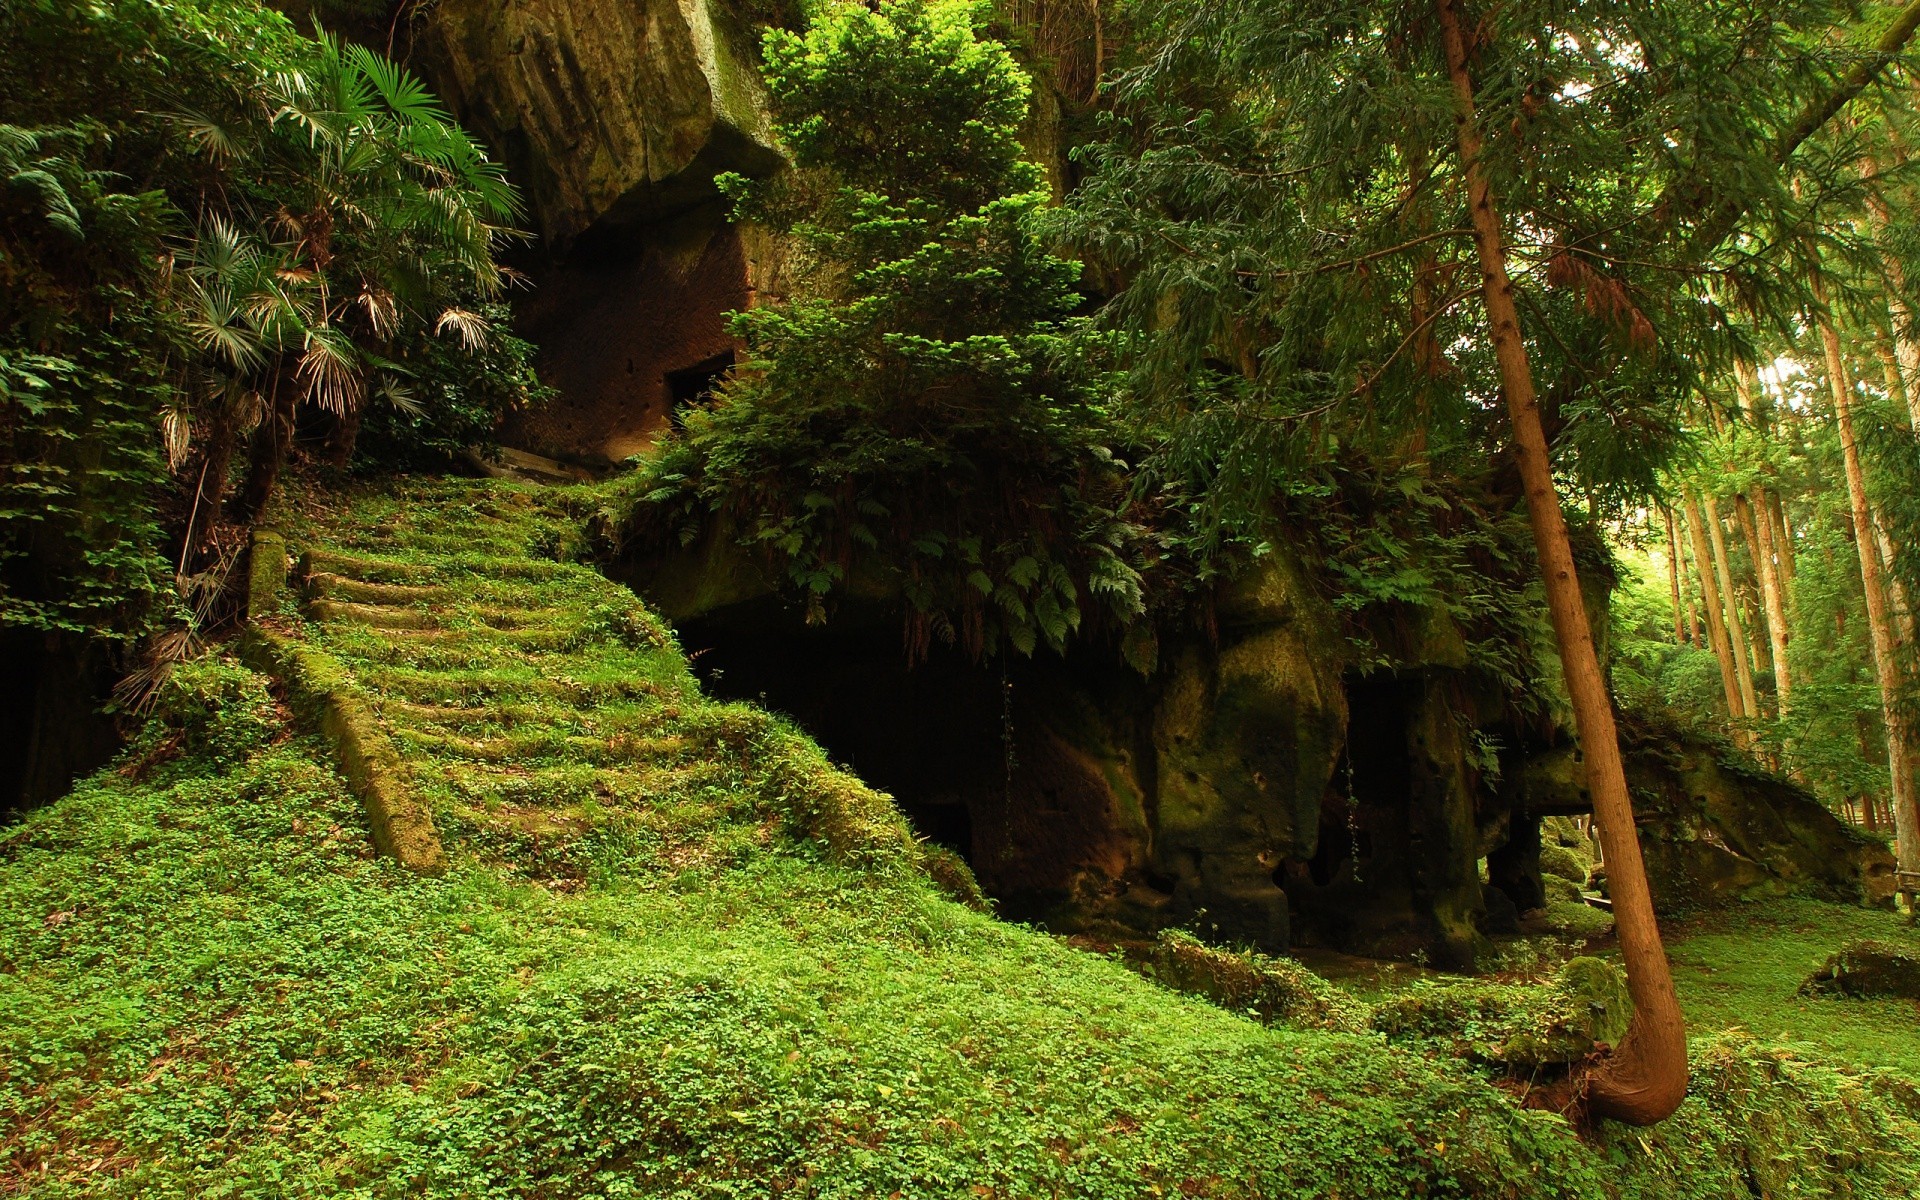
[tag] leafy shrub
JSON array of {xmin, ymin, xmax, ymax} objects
[
  {"xmin": 626, "ymin": 0, "xmax": 1145, "ymax": 661},
  {"xmin": 354, "ymin": 304, "xmax": 554, "ymax": 468},
  {"xmin": 134, "ymin": 654, "xmax": 278, "ymax": 769}
]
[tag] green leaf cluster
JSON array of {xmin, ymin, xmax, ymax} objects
[{"xmin": 628, "ymin": 0, "xmax": 1145, "ymax": 661}]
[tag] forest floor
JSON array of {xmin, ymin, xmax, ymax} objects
[{"xmin": 0, "ymin": 474, "xmax": 1915, "ymax": 1199}]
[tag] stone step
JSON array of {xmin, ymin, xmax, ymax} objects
[
  {"xmin": 309, "ymin": 598, "xmax": 437, "ymax": 630},
  {"xmin": 305, "ymin": 571, "xmax": 448, "ymax": 606}
]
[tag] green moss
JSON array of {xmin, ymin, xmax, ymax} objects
[
  {"xmin": 1126, "ymin": 929, "xmax": 1373, "ymax": 1033},
  {"xmin": 1540, "ymin": 842, "xmax": 1590, "ymax": 883},
  {"xmin": 1662, "ymin": 898, "xmax": 1920, "ymax": 1079},
  {"xmin": 1371, "ymin": 956, "xmax": 1633, "ymax": 1068}
]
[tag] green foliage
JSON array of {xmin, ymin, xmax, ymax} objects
[
  {"xmin": 627, "ymin": 0, "xmax": 1144, "ymax": 661},
  {"xmin": 6, "ymin": 476, "xmax": 1920, "ymax": 1197},
  {"xmin": 354, "ymin": 304, "xmax": 554, "ymax": 468},
  {"xmin": 0, "ymin": 0, "xmax": 526, "ymax": 643},
  {"xmin": 134, "ymin": 653, "xmax": 280, "ymax": 767},
  {"xmin": 1372, "ymin": 956, "xmax": 1634, "ymax": 1070}
]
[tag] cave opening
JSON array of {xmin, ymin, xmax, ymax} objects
[
  {"xmin": 672, "ymin": 597, "xmax": 1151, "ymax": 925},
  {"xmin": 676, "ymin": 599, "xmax": 1009, "ymax": 865},
  {"xmin": 1283, "ymin": 671, "xmax": 1423, "ymax": 949},
  {"xmin": 666, "ymin": 349, "xmax": 737, "ymax": 427}
]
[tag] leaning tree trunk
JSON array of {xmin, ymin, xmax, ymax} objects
[
  {"xmin": 1817, "ymin": 288, "xmax": 1920, "ymax": 912},
  {"xmin": 1686, "ymin": 494, "xmax": 1748, "ymax": 726},
  {"xmin": 1437, "ymin": 0, "xmax": 1687, "ymax": 1125}
]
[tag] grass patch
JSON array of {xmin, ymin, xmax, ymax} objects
[{"xmin": 1662, "ymin": 898, "xmax": 1920, "ymax": 1079}]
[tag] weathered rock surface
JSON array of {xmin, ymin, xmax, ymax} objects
[
  {"xmin": 415, "ymin": 0, "xmax": 782, "ymax": 247},
  {"xmin": 1510, "ymin": 717, "xmax": 1896, "ymax": 912},
  {"xmin": 411, "ymin": 0, "xmax": 792, "ymax": 465}
]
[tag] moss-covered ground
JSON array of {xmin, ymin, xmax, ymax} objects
[
  {"xmin": 1662, "ymin": 898, "xmax": 1920, "ymax": 1080},
  {"xmin": 1, "ymin": 477, "xmax": 1915, "ymax": 1198}
]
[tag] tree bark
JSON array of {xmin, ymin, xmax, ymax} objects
[
  {"xmin": 1664, "ymin": 505, "xmax": 1687, "ymax": 646},
  {"xmin": 1733, "ymin": 359, "xmax": 1792, "ymax": 712},
  {"xmin": 1686, "ymin": 494, "xmax": 1748, "ymax": 726},
  {"xmin": 1818, "ymin": 286, "xmax": 1920, "ymax": 910},
  {"xmin": 1768, "ymin": 489, "xmax": 1796, "ymax": 588},
  {"xmin": 1438, "ymin": 0, "xmax": 1687, "ymax": 1124},
  {"xmin": 1865, "ymin": 150, "xmax": 1920, "ymax": 429},
  {"xmin": 1702, "ymin": 492, "xmax": 1760, "ymax": 721}
]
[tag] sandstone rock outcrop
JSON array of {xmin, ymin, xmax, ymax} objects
[
  {"xmin": 416, "ymin": 0, "xmax": 782, "ymax": 247},
  {"xmin": 412, "ymin": 0, "xmax": 789, "ymax": 465}
]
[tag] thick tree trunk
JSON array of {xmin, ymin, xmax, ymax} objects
[
  {"xmin": 1686, "ymin": 494, "xmax": 1747, "ymax": 725},
  {"xmin": 1664, "ymin": 505, "xmax": 1687, "ymax": 645},
  {"xmin": 1733, "ymin": 360, "xmax": 1793, "ymax": 712},
  {"xmin": 1438, "ymin": 0, "xmax": 1687, "ymax": 1124},
  {"xmin": 1818, "ymin": 292, "xmax": 1920, "ymax": 911},
  {"xmin": 1702, "ymin": 492, "xmax": 1759, "ymax": 721}
]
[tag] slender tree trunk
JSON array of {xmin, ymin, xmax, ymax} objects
[
  {"xmin": 1438, "ymin": 0, "xmax": 1686, "ymax": 1124},
  {"xmin": 1664, "ymin": 505, "xmax": 1687, "ymax": 645},
  {"xmin": 1686, "ymin": 495, "xmax": 1747, "ymax": 726},
  {"xmin": 1734, "ymin": 359, "xmax": 1793, "ymax": 712},
  {"xmin": 1738, "ymin": 491, "xmax": 1791, "ymax": 710},
  {"xmin": 1768, "ymin": 489, "xmax": 1797, "ymax": 588},
  {"xmin": 1818, "ymin": 287, "xmax": 1920, "ymax": 910},
  {"xmin": 1703, "ymin": 492, "xmax": 1760, "ymax": 721}
]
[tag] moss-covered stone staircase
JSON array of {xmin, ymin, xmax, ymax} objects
[{"xmin": 243, "ymin": 478, "xmax": 942, "ymax": 890}]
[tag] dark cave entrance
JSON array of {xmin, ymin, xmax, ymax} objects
[
  {"xmin": 1285, "ymin": 672, "xmax": 1430, "ymax": 953},
  {"xmin": 677, "ymin": 599, "xmax": 1009, "ymax": 864},
  {"xmin": 666, "ymin": 349, "xmax": 736, "ymax": 427},
  {"xmin": 674, "ymin": 598, "xmax": 1150, "ymax": 924}
]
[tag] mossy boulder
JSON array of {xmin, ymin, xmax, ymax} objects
[
  {"xmin": 1121, "ymin": 929, "xmax": 1372, "ymax": 1033},
  {"xmin": 1542, "ymin": 872, "xmax": 1585, "ymax": 904},
  {"xmin": 1539, "ymin": 842, "xmax": 1589, "ymax": 884},
  {"xmin": 1802, "ymin": 940, "xmax": 1920, "ymax": 1000},
  {"xmin": 1372, "ymin": 956, "xmax": 1632, "ymax": 1068}
]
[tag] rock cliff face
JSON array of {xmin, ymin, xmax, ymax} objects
[
  {"xmin": 613, "ymin": 534, "xmax": 1543, "ymax": 967},
  {"xmin": 1508, "ymin": 718, "xmax": 1896, "ymax": 911},
  {"xmin": 416, "ymin": 0, "xmax": 782, "ymax": 247},
  {"xmin": 412, "ymin": 0, "xmax": 788, "ymax": 465}
]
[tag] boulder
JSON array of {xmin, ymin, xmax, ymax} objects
[
  {"xmin": 1373, "ymin": 956, "xmax": 1632, "ymax": 1068},
  {"xmin": 1801, "ymin": 940, "xmax": 1920, "ymax": 1000}
]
